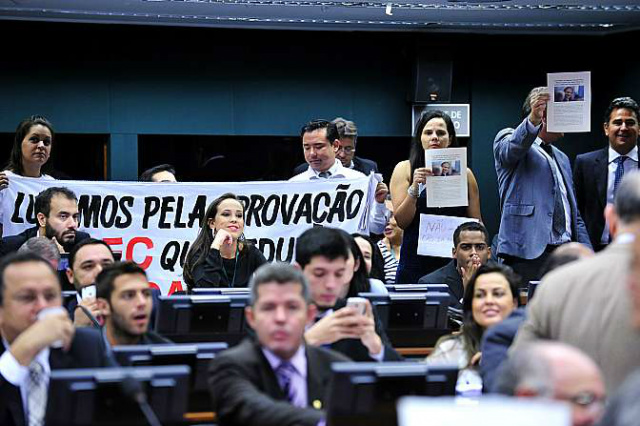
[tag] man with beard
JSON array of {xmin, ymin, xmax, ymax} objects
[
  {"xmin": 96, "ymin": 261, "xmax": 169, "ymax": 345},
  {"xmin": 0, "ymin": 187, "xmax": 90, "ymax": 257}
]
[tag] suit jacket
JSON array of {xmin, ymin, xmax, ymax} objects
[
  {"xmin": 208, "ymin": 337, "xmax": 350, "ymax": 426},
  {"xmin": 0, "ymin": 226, "xmax": 91, "ymax": 257},
  {"xmin": 480, "ymin": 307, "xmax": 526, "ymax": 393},
  {"xmin": 292, "ymin": 156, "xmax": 379, "ymax": 177},
  {"xmin": 0, "ymin": 327, "xmax": 116, "ymax": 426},
  {"xmin": 511, "ymin": 241, "xmax": 640, "ymax": 393},
  {"xmin": 493, "ymin": 119, "xmax": 592, "ymax": 259},
  {"xmin": 329, "ymin": 299, "xmax": 402, "ymax": 362},
  {"xmin": 418, "ymin": 260, "xmax": 463, "ymax": 310},
  {"xmin": 573, "ymin": 147, "xmax": 609, "ymax": 249}
]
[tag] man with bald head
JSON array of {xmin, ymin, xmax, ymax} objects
[{"xmin": 495, "ymin": 341, "xmax": 605, "ymax": 426}]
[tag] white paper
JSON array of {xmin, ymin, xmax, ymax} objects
[
  {"xmin": 398, "ymin": 396, "xmax": 571, "ymax": 426},
  {"xmin": 547, "ymin": 71, "xmax": 591, "ymax": 133},
  {"xmin": 425, "ymin": 147, "xmax": 468, "ymax": 208},
  {"xmin": 417, "ymin": 214, "xmax": 479, "ymax": 257}
]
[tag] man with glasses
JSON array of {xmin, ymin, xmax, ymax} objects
[
  {"xmin": 292, "ymin": 117, "xmax": 378, "ymax": 176},
  {"xmin": 418, "ymin": 222, "xmax": 491, "ymax": 312},
  {"xmin": 495, "ymin": 341, "xmax": 605, "ymax": 426},
  {"xmin": 290, "ymin": 119, "xmax": 388, "ymax": 234}
]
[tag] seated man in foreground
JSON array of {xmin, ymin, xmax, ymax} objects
[
  {"xmin": 0, "ymin": 253, "xmax": 114, "ymax": 426},
  {"xmin": 208, "ymin": 262, "xmax": 349, "ymax": 426}
]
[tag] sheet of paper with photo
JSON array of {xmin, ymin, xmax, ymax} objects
[
  {"xmin": 547, "ymin": 71, "xmax": 591, "ymax": 133},
  {"xmin": 425, "ymin": 147, "xmax": 468, "ymax": 208},
  {"xmin": 417, "ymin": 214, "xmax": 479, "ymax": 257}
]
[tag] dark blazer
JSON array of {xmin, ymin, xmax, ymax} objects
[
  {"xmin": 208, "ymin": 337, "xmax": 349, "ymax": 426},
  {"xmin": 0, "ymin": 327, "xmax": 116, "ymax": 426},
  {"xmin": 329, "ymin": 299, "xmax": 402, "ymax": 362},
  {"xmin": 573, "ymin": 147, "xmax": 609, "ymax": 250},
  {"xmin": 0, "ymin": 226, "xmax": 91, "ymax": 257},
  {"xmin": 480, "ymin": 307, "xmax": 526, "ymax": 393},
  {"xmin": 292, "ymin": 156, "xmax": 379, "ymax": 177},
  {"xmin": 418, "ymin": 260, "xmax": 463, "ymax": 310}
]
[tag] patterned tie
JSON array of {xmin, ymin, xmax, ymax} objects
[
  {"xmin": 612, "ymin": 155, "xmax": 627, "ymax": 200},
  {"xmin": 318, "ymin": 171, "xmax": 331, "ymax": 179},
  {"xmin": 541, "ymin": 143, "xmax": 567, "ymax": 237},
  {"xmin": 27, "ymin": 361, "xmax": 47, "ymax": 426},
  {"xmin": 275, "ymin": 361, "xmax": 298, "ymax": 406}
]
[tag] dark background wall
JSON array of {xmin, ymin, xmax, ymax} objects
[{"xmin": 0, "ymin": 21, "xmax": 638, "ymax": 237}]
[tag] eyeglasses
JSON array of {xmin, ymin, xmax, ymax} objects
[
  {"xmin": 558, "ymin": 391, "xmax": 605, "ymax": 411},
  {"xmin": 336, "ymin": 146, "xmax": 356, "ymax": 154}
]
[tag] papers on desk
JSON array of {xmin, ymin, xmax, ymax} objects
[
  {"xmin": 547, "ymin": 71, "xmax": 591, "ymax": 133},
  {"xmin": 417, "ymin": 214, "xmax": 479, "ymax": 257},
  {"xmin": 398, "ymin": 396, "xmax": 571, "ymax": 426},
  {"xmin": 425, "ymin": 147, "xmax": 468, "ymax": 208}
]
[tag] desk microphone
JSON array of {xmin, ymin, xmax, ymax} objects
[{"xmin": 120, "ymin": 376, "xmax": 162, "ymax": 426}]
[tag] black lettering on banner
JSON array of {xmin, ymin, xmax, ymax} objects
[
  {"xmin": 280, "ymin": 194, "xmax": 298, "ymax": 225},
  {"xmin": 258, "ymin": 238, "xmax": 275, "ymax": 261},
  {"xmin": 174, "ymin": 197, "xmax": 187, "ymax": 229},
  {"xmin": 312, "ymin": 192, "xmax": 330, "ymax": 223},
  {"xmin": 11, "ymin": 192, "xmax": 25, "ymax": 224},
  {"xmin": 100, "ymin": 196, "xmax": 118, "ymax": 228},
  {"xmin": 257, "ymin": 237, "xmax": 295, "ymax": 262},
  {"xmin": 346, "ymin": 189, "xmax": 364, "ymax": 219},
  {"xmin": 142, "ymin": 197, "xmax": 160, "ymax": 229},
  {"xmin": 161, "ymin": 241, "xmax": 181, "ymax": 271},
  {"xmin": 275, "ymin": 237, "xmax": 295, "ymax": 262},
  {"xmin": 116, "ymin": 197, "xmax": 134, "ymax": 228},
  {"xmin": 179, "ymin": 241, "xmax": 191, "ymax": 267},
  {"xmin": 327, "ymin": 184, "xmax": 349, "ymax": 223},
  {"xmin": 78, "ymin": 195, "xmax": 102, "ymax": 228},
  {"xmin": 262, "ymin": 195, "xmax": 280, "ymax": 227},
  {"xmin": 293, "ymin": 193, "xmax": 312, "ymax": 224},
  {"xmin": 188, "ymin": 195, "xmax": 207, "ymax": 228},
  {"xmin": 158, "ymin": 196, "xmax": 175, "ymax": 229},
  {"xmin": 246, "ymin": 194, "xmax": 265, "ymax": 227},
  {"xmin": 25, "ymin": 194, "xmax": 37, "ymax": 224}
]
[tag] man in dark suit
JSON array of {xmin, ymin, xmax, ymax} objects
[
  {"xmin": 292, "ymin": 117, "xmax": 379, "ymax": 176},
  {"xmin": 0, "ymin": 252, "xmax": 115, "ymax": 426},
  {"xmin": 493, "ymin": 86, "xmax": 591, "ymax": 284},
  {"xmin": 96, "ymin": 261, "xmax": 170, "ymax": 345},
  {"xmin": 209, "ymin": 263, "xmax": 349, "ymax": 426},
  {"xmin": 418, "ymin": 221, "xmax": 492, "ymax": 311},
  {"xmin": 296, "ymin": 227, "xmax": 401, "ymax": 362},
  {"xmin": 0, "ymin": 186, "xmax": 90, "ymax": 257},
  {"xmin": 573, "ymin": 97, "xmax": 639, "ymax": 251}
]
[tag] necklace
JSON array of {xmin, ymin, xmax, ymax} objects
[{"xmin": 221, "ymin": 246, "xmax": 239, "ymax": 287}]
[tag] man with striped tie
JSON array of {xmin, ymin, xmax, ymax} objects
[
  {"xmin": 208, "ymin": 262, "xmax": 349, "ymax": 426},
  {"xmin": 574, "ymin": 97, "xmax": 640, "ymax": 251}
]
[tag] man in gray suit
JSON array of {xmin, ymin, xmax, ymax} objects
[
  {"xmin": 493, "ymin": 86, "xmax": 591, "ymax": 283},
  {"xmin": 512, "ymin": 172, "xmax": 640, "ymax": 394}
]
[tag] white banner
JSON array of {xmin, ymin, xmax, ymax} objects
[{"xmin": 2, "ymin": 175, "xmax": 377, "ymax": 294}]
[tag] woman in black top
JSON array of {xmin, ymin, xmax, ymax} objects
[{"xmin": 183, "ymin": 193, "xmax": 266, "ymax": 291}]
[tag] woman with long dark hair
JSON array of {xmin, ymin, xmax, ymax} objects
[
  {"xmin": 390, "ymin": 110, "xmax": 482, "ymax": 283},
  {"xmin": 0, "ymin": 115, "xmax": 56, "ymax": 236},
  {"xmin": 426, "ymin": 263, "xmax": 519, "ymax": 393},
  {"xmin": 183, "ymin": 193, "xmax": 266, "ymax": 291}
]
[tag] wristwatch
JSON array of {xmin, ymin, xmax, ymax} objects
[{"xmin": 407, "ymin": 185, "xmax": 419, "ymax": 199}]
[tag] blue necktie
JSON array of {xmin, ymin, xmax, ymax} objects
[
  {"xmin": 613, "ymin": 156, "xmax": 627, "ymax": 200},
  {"xmin": 276, "ymin": 362, "xmax": 298, "ymax": 405}
]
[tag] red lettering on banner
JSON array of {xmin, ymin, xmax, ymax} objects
[
  {"xmin": 168, "ymin": 280, "xmax": 184, "ymax": 295},
  {"xmin": 148, "ymin": 282, "xmax": 160, "ymax": 291},
  {"xmin": 126, "ymin": 237, "xmax": 153, "ymax": 269}
]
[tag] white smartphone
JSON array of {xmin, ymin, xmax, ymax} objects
[
  {"xmin": 346, "ymin": 297, "xmax": 367, "ymax": 315},
  {"xmin": 81, "ymin": 284, "xmax": 96, "ymax": 301}
]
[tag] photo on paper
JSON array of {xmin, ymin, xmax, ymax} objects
[
  {"xmin": 431, "ymin": 160, "xmax": 461, "ymax": 176},
  {"xmin": 553, "ymin": 85, "xmax": 584, "ymax": 102},
  {"xmin": 425, "ymin": 147, "xmax": 468, "ymax": 208}
]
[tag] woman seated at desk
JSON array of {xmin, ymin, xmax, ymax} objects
[
  {"xmin": 183, "ymin": 193, "xmax": 266, "ymax": 291},
  {"xmin": 425, "ymin": 263, "xmax": 519, "ymax": 394}
]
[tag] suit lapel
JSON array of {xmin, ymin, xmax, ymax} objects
[
  {"xmin": 594, "ymin": 148, "xmax": 609, "ymax": 209},
  {"xmin": 252, "ymin": 340, "xmax": 286, "ymax": 401},
  {"xmin": 305, "ymin": 347, "xmax": 328, "ymax": 411},
  {"xmin": 0, "ymin": 342, "xmax": 27, "ymax": 426}
]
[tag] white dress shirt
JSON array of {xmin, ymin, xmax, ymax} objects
[{"xmin": 0, "ymin": 337, "xmax": 51, "ymax": 419}]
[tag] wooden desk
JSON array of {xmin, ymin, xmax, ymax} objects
[
  {"xmin": 184, "ymin": 411, "xmax": 216, "ymax": 422},
  {"xmin": 397, "ymin": 347, "xmax": 434, "ymax": 357}
]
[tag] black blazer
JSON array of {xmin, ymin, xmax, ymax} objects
[
  {"xmin": 418, "ymin": 260, "xmax": 463, "ymax": 310},
  {"xmin": 292, "ymin": 156, "xmax": 379, "ymax": 177},
  {"xmin": 329, "ymin": 299, "xmax": 402, "ymax": 362},
  {"xmin": 0, "ymin": 327, "xmax": 116, "ymax": 426},
  {"xmin": 0, "ymin": 226, "xmax": 91, "ymax": 257},
  {"xmin": 208, "ymin": 337, "xmax": 349, "ymax": 426},
  {"xmin": 573, "ymin": 148, "xmax": 609, "ymax": 250}
]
